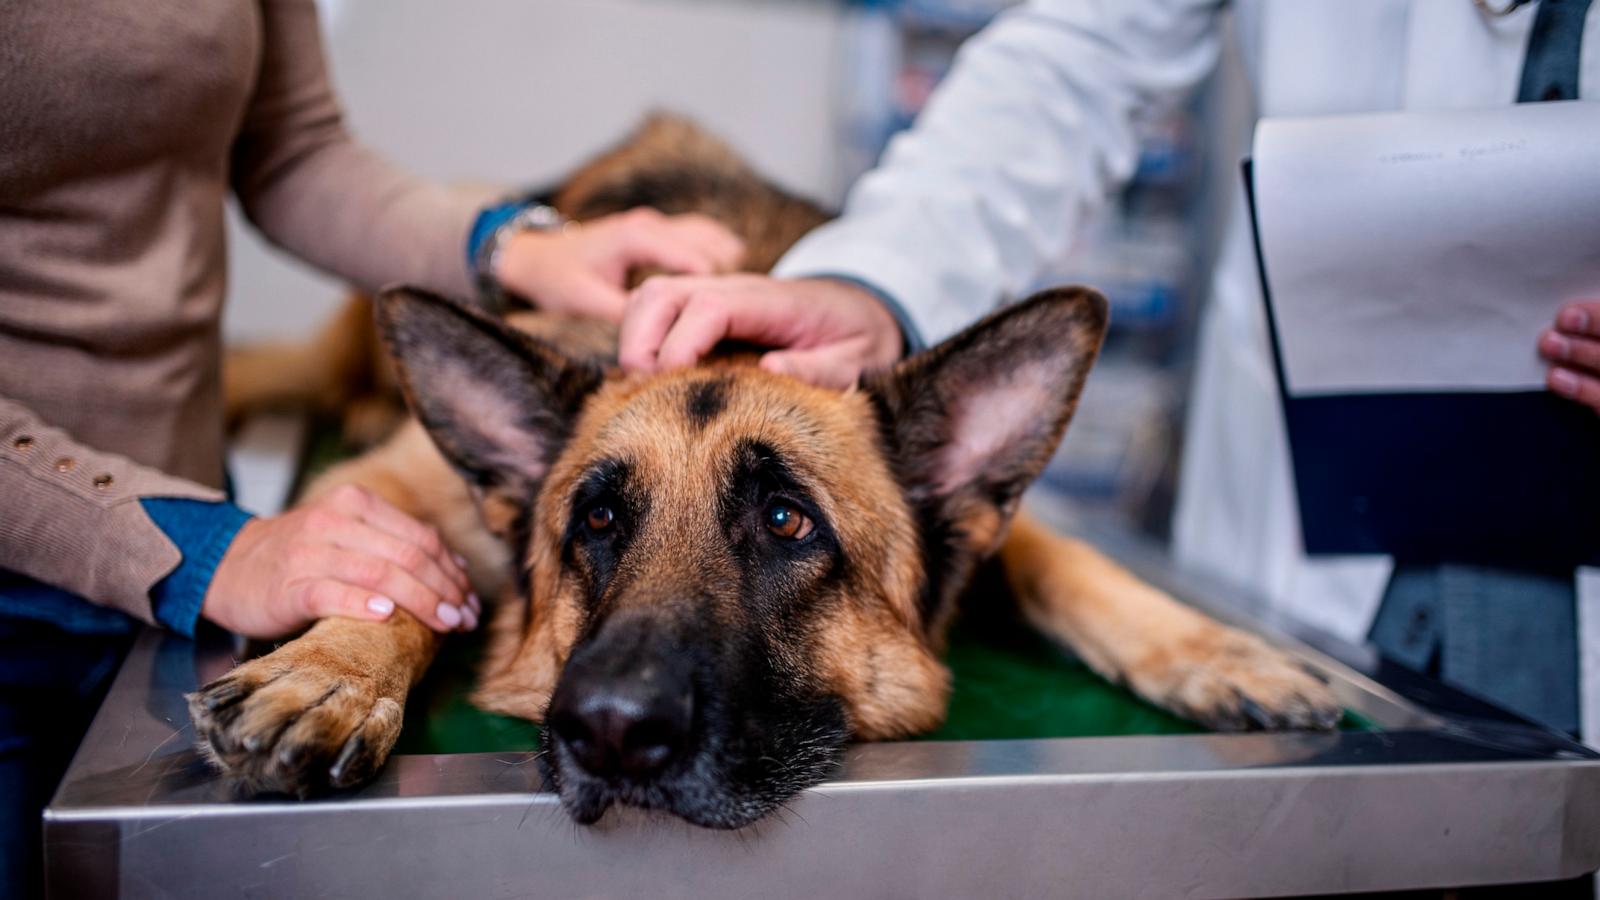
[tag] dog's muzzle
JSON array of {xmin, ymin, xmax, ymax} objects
[{"xmin": 546, "ymin": 616, "xmax": 695, "ymax": 785}]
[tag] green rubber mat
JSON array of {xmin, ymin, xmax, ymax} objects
[{"xmin": 392, "ymin": 607, "xmax": 1368, "ymax": 756}]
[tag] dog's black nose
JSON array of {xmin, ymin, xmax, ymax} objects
[
  {"xmin": 548, "ymin": 621, "xmax": 694, "ymax": 782},
  {"xmin": 549, "ymin": 679, "xmax": 692, "ymax": 780}
]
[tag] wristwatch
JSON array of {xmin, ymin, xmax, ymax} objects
[{"xmin": 472, "ymin": 202, "xmax": 569, "ymax": 312}]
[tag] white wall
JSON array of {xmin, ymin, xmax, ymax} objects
[{"xmin": 223, "ymin": 0, "xmax": 848, "ymax": 343}]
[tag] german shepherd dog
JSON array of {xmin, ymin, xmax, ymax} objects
[{"xmin": 190, "ymin": 117, "xmax": 1339, "ymax": 828}]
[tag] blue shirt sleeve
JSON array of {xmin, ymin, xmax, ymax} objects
[{"xmin": 140, "ymin": 498, "xmax": 254, "ymax": 638}]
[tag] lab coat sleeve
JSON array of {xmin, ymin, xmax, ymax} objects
[{"xmin": 773, "ymin": 0, "xmax": 1228, "ymax": 346}]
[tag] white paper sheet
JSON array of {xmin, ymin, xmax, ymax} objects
[{"xmin": 1253, "ymin": 101, "xmax": 1600, "ymax": 396}]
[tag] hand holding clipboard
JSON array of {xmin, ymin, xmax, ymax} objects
[{"xmin": 1246, "ymin": 101, "xmax": 1600, "ymax": 566}]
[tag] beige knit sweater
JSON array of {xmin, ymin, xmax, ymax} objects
[{"xmin": 0, "ymin": 0, "xmax": 493, "ymax": 622}]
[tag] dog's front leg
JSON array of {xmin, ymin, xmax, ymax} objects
[
  {"xmin": 188, "ymin": 612, "xmax": 437, "ymax": 795},
  {"xmin": 999, "ymin": 513, "xmax": 1341, "ymax": 731}
]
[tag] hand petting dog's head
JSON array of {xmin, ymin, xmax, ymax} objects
[{"xmin": 375, "ymin": 285, "xmax": 1106, "ymax": 828}]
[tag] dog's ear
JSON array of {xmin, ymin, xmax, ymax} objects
[
  {"xmin": 866, "ymin": 287, "xmax": 1107, "ymax": 556},
  {"xmin": 375, "ymin": 287, "xmax": 604, "ymax": 505}
]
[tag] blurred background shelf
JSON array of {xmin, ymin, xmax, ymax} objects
[{"xmin": 837, "ymin": 0, "xmax": 1249, "ymax": 536}]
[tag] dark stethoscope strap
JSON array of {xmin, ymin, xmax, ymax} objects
[{"xmin": 1516, "ymin": 0, "xmax": 1593, "ymax": 102}]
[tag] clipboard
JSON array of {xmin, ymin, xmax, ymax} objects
[{"xmin": 1244, "ymin": 159, "xmax": 1600, "ymax": 567}]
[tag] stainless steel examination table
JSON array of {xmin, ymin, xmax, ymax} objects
[{"xmin": 42, "ymin": 520, "xmax": 1600, "ymax": 898}]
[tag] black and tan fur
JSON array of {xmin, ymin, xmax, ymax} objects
[
  {"xmin": 221, "ymin": 115, "xmax": 830, "ymax": 449},
  {"xmin": 191, "ymin": 116, "xmax": 1339, "ymax": 828}
]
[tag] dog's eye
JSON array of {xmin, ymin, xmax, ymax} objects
[
  {"xmin": 585, "ymin": 504, "xmax": 616, "ymax": 532},
  {"xmin": 764, "ymin": 502, "xmax": 813, "ymax": 540}
]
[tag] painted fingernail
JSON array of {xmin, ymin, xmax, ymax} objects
[
  {"xmin": 1551, "ymin": 368, "xmax": 1581, "ymax": 397},
  {"xmin": 466, "ymin": 592, "xmax": 481, "ymax": 614},
  {"xmin": 367, "ymin": 596, "xmax": 395, "ymax": 617},
  {"xmin": 461, "ymin": 605, "xmax": 479, "ymax": 631},
  {"xmin": 453, "ymin": 553, "xmax": 468, "ymax": 569},
  {"xmin": 437, "ymin": 602, "xmax": 463, "ymax": 629},
  {"xmin": 1560, "ymin": 308, "xmax": 1591, "ymax": 332}
]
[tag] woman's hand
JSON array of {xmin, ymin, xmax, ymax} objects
[
  {"xmin": 202, "ymin": 484, "xmax": 478, "ymax": 640},
  {"xmin": 493, "ymin": 208, "xmax": 744, "ymax": 322},
  {"xmin": 618, "ymin": 275, "xmax": 904, "ymax": 389},
  {"xmin": 1539, "ymin": 301, "xmax": 1600, "ymax": 413}
]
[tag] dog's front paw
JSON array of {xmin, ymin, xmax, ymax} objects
[
  {"xmin": 187, "ymin": 654, "xmax": 404, "ymax": 796},
  {"xmin": 1134, "ymin": 626, "xmax": 1342, "ymax": 732}
]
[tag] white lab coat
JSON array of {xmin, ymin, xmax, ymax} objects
[{"xmin": 774, "ymin": 0, "xmax": 1600, "ymax": 744}]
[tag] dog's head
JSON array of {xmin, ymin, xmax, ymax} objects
[{"xmin": 376, "ymin": 286, "xmax": 1105, "ymax": 828}]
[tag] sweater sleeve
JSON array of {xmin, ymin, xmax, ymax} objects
[
  {"xmin": 142, "ymin": 498, "xmax": 255, "ymax": 637},
  {"xmin": 0, "ymin": 397, "xmax": 225, "ymax": 625},
  {"xmin": 230, "ymin": 0, "xmax": 499, "ymax": 300}
]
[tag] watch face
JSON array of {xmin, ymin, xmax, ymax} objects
[
  {"xmin": 513, "ymin": 204, "xmax": 566, "ymax": 232},
  {"xmin": 474, "ymin": 205, "xmax": 567, "ymax": 312}
]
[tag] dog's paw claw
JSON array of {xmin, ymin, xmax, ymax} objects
[
  {"xmin": 1143, "ymin": 628, "xmax": 1343, "ymax": 733},
  {"xmin": 196, "ymin": 676, "xmax": 247, "ymax": 711},
  {"xmin": 187, "ymin": 657, "xmax": 404, "ymax": 796},
  {"xmin": 328, "ymin": 699, "xmax": 402, "ymax": 790}
]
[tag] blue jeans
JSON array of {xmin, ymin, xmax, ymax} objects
[{"xmin": 0, "ymin": 617, "xmax": 131, "ymax": 898}]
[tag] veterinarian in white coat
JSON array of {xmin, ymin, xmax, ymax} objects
[{"xmin": 620, "ymin": 1, "xmax": 1600, "ymax": 745}]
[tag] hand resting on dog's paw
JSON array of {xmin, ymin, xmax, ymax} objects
[{"xmin": 203, "ymin": 483, "xmax": 477, "ymax": 639}]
